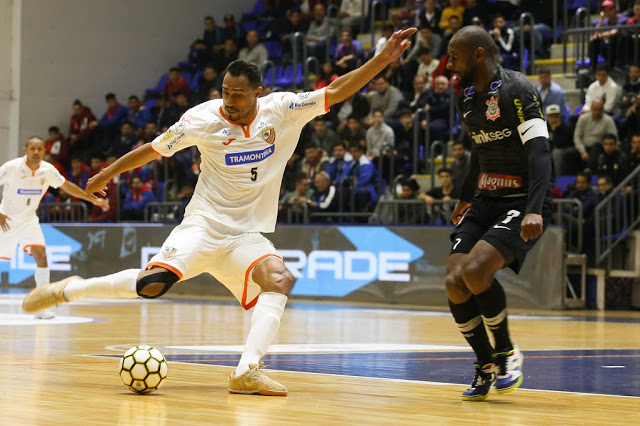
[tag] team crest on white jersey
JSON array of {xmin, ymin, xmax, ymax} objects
[
  {"xmin": 485, "ymin": 96, "xmax": 500, "ymax": 121},
  {"xmin": 162, "ymin": 246, "xmax": 177, "ymax": 259},
  {"xmin": 261, "ymin": 126, "xmax": 276, "ymax": 144},
  {"xmin": 40, "ymin": 177, "xmax": 45, "ymax": 185}
]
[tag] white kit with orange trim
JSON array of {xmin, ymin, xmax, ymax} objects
[
  {"xmin": 0, "ymin": 156, "xmax": 66, "ymax": 259},
  {"xmin": 148, "ymin": 88, "xmax": 329, "ymax": 309}
]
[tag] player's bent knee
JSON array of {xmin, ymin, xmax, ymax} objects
[
  {"xmin": 261, "ymin": 270, "xmax": 294, "ymax": 295},
  {"xmin": 461, "ymin": 261, "xmax": 491, "ymax": 293},
  {"xmin": 136, "ymin": 269, "xmax": 179, "ymax": 299},
  {"xmin": 445, "ymin": 272, "xmax": 468, "ymax": 301}
]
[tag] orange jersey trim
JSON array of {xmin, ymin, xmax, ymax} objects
[
  {"xmin": 150, "ymin": 144, "xmax": 171, "ymax": 158},
  {"xmin": 0, "ymin": 256, "xmax": 11, "ymax": 260},
  {"xmin": 242, "ymin": 253, "xmax": 284, "ymax": 310},
  {"xmin": 219, "ymin": 106, "xmax": 259, "ymax": 138},
  {"xmin": 24, "ymin": 157, "xmax": 41, "ymax": 176},
  {"xmin": 323, "ymin": 86, "xmax": 330, "ymax": 113},
  {"xmin": 146, "ymin": 261, "xmax": 184, "ymax": 280}
]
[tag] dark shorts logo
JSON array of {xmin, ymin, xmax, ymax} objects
[
  {"xmin": 477, "ymin": 173, "xmax": 522, "ymax": 190},
  {"xmin": 485, "ymin": 96, "xmax": 500, "ymax": 121}
]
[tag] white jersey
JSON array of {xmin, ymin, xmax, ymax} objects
[
  {"xmin": 151, "ymin": 88, "xmax": 329, "ymax": 233},
  {"xmin": 0, "ymin": 156, "xmax": 66, "ymax": 223}
]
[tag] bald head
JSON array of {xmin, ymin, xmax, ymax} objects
[{"xmin": 450, "ymin": 26, "xmax": 498, "ymax": 58}]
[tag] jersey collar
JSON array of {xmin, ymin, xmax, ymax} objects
[
  {"xmin": 23, "ymin": 155, "xmax": 41, "ymax": 176},
  {"xmin": 219, "ymin": 104, "xmax": 260, "ymax": 138},
  {"xmin": 463, "ymin": 66, "xmax": 504, "ymax": 97}
]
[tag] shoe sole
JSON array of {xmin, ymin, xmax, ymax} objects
[
  {"xmin": 228, "ymin": 389, "xmax": 288, "ymax": 396},
  {"xmin": 462, "ymin": 391, "xmax": 490, "ymax": 401},
  {"xmin": 495, "ymin": 373, "xmax": 523, "ymax": 394}
]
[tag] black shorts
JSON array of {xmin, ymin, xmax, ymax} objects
[{"xmin": 449, "ymin": 194, "xmax": 551, "ymax": 273}]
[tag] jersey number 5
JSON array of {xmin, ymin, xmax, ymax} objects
[{"xmin": 250, "ymin": 167, "xmax": 258, "ymax": 182}]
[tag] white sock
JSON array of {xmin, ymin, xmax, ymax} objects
[
  {"xmin": 235, "ymin": 292, "xmax": 287, "ymax": 376},
  {"xmin": 35, "ymin": 267, "xmax": 50, "ymax": 287},
  {"xmin": 63, "ymin": 269, "xmax": 140, "ymax": 301}
]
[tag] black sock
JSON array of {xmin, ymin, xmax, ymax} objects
[
  {"xmin": 448, "ymin": 297, "xmax": 494, "ymax": 365},
  {"xmin": 474, "ymin": 279, "xmax": 512, "ymax": 353}
]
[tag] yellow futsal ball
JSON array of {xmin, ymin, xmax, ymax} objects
[{"xmin": 119, "ymin": 345, "xmax": 168, "ymax": 394}]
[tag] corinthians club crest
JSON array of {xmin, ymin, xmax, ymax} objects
[
  {"xmin": 485, "ymin": 96, "xmax": 500, "ymax": 121},
  {"xmin": 261, "ymin": 126, "xmax": 276, "ymax": 144}
]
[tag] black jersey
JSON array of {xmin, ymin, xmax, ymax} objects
[{"xmin": 457, "ymin": 67, "xmax": 554, "ymax": 201}]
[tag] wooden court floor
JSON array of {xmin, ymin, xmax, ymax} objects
[{"xmin": 1, "ymin": 293, "xmax": 640, "ymax": 425}]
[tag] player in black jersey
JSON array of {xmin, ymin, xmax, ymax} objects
[{"xmin": 444, "ymin": 26, "xmax": 553, "ymax": 401}]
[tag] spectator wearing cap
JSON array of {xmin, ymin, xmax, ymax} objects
[
  {"xmin": 547, "ymin": 104, "xmax": 578, "ymax": 176},
  {"xmin": 238, "ymin": 30, "xmax": 268, "ymax": 67},
  {"xmin": 538, "ymin": 69, "xmax": 567, "ymax": 118},
  {"xmin": 220, "ymin": 14, "xmax": 244, "ymax": 50},
  {"xmin": 588, "ymin": 1, "xmax": 628, "ymax": 72}
]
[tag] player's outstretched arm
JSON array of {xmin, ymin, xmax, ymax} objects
[
  {"xmin": 325, "ymin": 27, "xmax": 417, "ymax": 107},
  {"xmin": 86, "ymin": 143, "xmax": 160, "ymax": 196},
  {"xmin": 60, "ymin": 180, "xmax": 110, "ymax": 210}
]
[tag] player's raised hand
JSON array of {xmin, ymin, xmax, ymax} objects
[
  {"xmin": 0, "ymin": 213, "xmax": 11, "ymax": 232},
  {"xmin": 451, "ymin": 201, "xmax": 471, "ymax": 225},
  {"xmin": 378, "ymin": 27, "xmax": 418, "ymax": 64},
  {"xmin": 85, "ymin": 173, "xmax": 110, "ymax": 197},
  {"xmin": 520, "ymin": 213, "xmax": 543, "ymax": 242}
]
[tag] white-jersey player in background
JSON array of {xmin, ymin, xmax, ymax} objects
[
  {"xmin": 23, "ymin": 28, "xmax": 417, "ymax": 394},
  {"xmin": 0, "ymin": 137, "xmax": 108, "ymax": 319}
]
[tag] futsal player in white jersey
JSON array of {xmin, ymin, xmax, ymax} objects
[
  {"xmin": 1, "ymin": 137, "xmax": 108, "ymax": 319},
  {"xmin": 23, "ymin": 27, "xmax": 417, "ymax": 394}
]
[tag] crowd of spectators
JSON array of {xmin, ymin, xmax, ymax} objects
[{"xmin": 31, "ymin": 0, "xmax": 640, "ymax": 262}]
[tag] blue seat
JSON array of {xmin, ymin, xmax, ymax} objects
[
  {"xmin": 264, "ymin": 40, "xmax": 283, "ymax": 60},
  {"xmin": 574, "ymin": 104, "xmax": 584, "ymax": 115},
  {"xmin": 155, "ymin": 74, "xmax": 170, "ymax": 92},
  {"xmin": 144, "ymin": 98, "xmax": 158, "ymax": 109},
  {"xmin": 275, "ymin": 65, "xmax": 293, "ymax": 87},
  {"xmin": 178, "ymin": 60, "xmax": 192, "ymax": 69},
  {"xmin": 264, "ymin": 65, "xmax": 283, "ymax": 86},
  {"xmin": 190, "ymin": 71, "xmax": 204, "ymax": 91},
  {"xmin": 555, "ymin": 175, "xmax": 576, "ymax": 193},
  {"xmin": 180, "ymin": 71, "xmax": 192, "ymax": 87}
]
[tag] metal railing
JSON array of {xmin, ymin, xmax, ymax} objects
[
  {"xmin": 144, "ymin": 201, "xmax": 186, "ymax": 223},
  {"xmin": 563, "ymin": 22, "xmax": 640, "ymax": 77},
  {"xmin": 595, "ymin": 164, "xmax": 640, "ymax": 268},
  {"xmin": 38, "ymin": 202, "xmax": 88, "ymax": 222},
  {"xmin": 519, "ymin": 12, "xmax": 536, "ymax": 74},
  {"xmin": 413, "ymin": 107, "xmax": 430, "ymax": 175},
  {"xmin": 371, "ymin": 198, "xmax": 457, "ymax": 225},
  {"xmin": 304, "ymin": 56, "xmax": 320, "ymax": 91},
  {"xmin": 551, "ymin": 198, "xmax": 584, "ymax": 253}
]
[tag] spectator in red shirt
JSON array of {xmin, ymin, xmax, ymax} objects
[
  {"xmin": 69, "ymin": 100, "xmax": 97, "ymax": 160},
  {"xmin": 45, "ymin": 126, "xmax": 70, "ymax": 167},
  {"xmin": 43, "ymin": 153, "xmax": 68, "ymax": 180},
  {"xmin": 88, "ymin": 154, "xmax": 108, "ymax": 179},
  {"xmin": 165, "ymin": 67, "xmax": 190, "ymax": 104}
]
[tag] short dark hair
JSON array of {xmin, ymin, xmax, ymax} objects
[
  {"xmin": 225, "ymin": 59, "xmax": 263, "ymax": 88},
  {"xmin": 105, "ymin": 93, "xmax": 116, "ymax": 100},
  {"xmin": 602, "ymin": 133, "xmax": 617, "ymax": 142},
  {"xmin": 204, "ymin": 16, "xmax": 214, "ymax": 22},
  {"xmin": 576, "ymin": 171, "xmax": 591, "ymax": 182},
  {"xmin": 48, "ymin": 126, "xmax": 60, "ymax": 133},
  {"xmin": 596, "ymin": 64, "xmax": 609, "ymax": 74},
  {"xmin": 452, "ymin": 140, "xmax": 465, "ymax": 147},
  {"xmin": 73, "ymin": 99, "xmax": 83, "ymax": 107},
  {"xmin": 130, "ymin": 174, "xmax": 142, "ymax": 183},
  {"xmin": 169, "ymin": 67, "xmax": 180, "ymax": 73},
  {"xmin": 294, "ymin": 173, "xmax": 308, "ymax": 184},
  {"xmin": 402, "ymin": 177, "xmax": 420, "ymax": 192},
  {"xmin": 349, "ymin": 142, "xmax": 364, "ymax": 152},
  {"xmin": 129, "ymin": 95, "xmax": 140, "ymax": 102},
  {"xmin": 332, "ymin": 141, "xmax": 347, "ymax": 151},
  {"xmin": 398, "ymin": 108, "xmax": 412, "ymax": 118},
  {"xmin": 538, "ymin": 68, "xmax": 551, "ymax": 75},
  {"xmin": 437, "ymin": 167, "xmax": 452, "ymax": 176},
  {"xmin": 347, "ymin": 114, "xmax": 360, "ymax": 122},
  {"xmin": 374, "ymin": 74, "xmax": 388, "ymax": 82},
  {"xmin": 383, "ymin": 24, "xmax": 394, "ymax": 32},
  {"xmin": 372, "ymin": 108, "xmax": 385, "ymax": 116},
  {"xmin": 418, "ymin": 47, "xmax": 431, "ymax": 56}
]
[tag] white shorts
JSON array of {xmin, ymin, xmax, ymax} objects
[
  {"xmin": 0, "ymin": 216, "xmax": 45, "ymax": 260},
  {"xmin": 146, "ymin": 214, "xmax": 282, "ymax": 310}
]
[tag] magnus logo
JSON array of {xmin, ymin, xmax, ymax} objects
[
  {"xmin": 471, "ymin": 128, "xmax": 512, "ymax": 144},
  {"xmin": 478, "ymin": 172, "xmax": 522, "ymax": 190}
]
